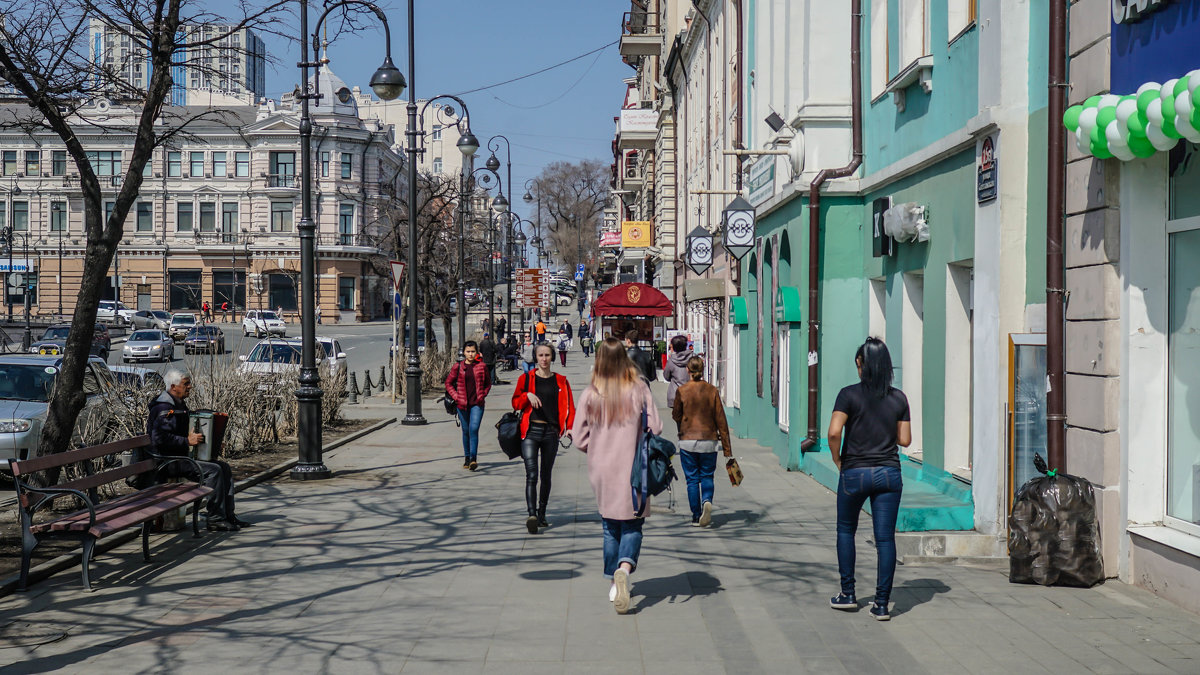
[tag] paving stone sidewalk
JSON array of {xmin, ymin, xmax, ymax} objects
[{"xmin": 3, "ymin": 354, "xmax": 1200, "ymax": 674}]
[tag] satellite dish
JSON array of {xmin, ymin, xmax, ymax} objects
[{"xmin": 94, "ymin": 99, "xmax": 112, "ymax": 113}]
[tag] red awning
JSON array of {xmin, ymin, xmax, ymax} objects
[{"xmin": 593, "ymin": 282, "xmax": 673, "ymax": 317}]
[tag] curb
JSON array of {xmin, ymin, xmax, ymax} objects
[{"xmin": 0, "ymin": 416, "xmax": 397, "ymax": 598}]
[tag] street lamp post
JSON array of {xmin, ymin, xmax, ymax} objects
[
  {"xmin": 293, "ymin": 0, "xmax": 405, "ymax": 474},
  {"xmin": 460, "ymin": 161, "xmax": 504, "ymax": 355},
  {"xmin": 484, "ymin": 137, "xmax": 513, "ymax": 334}
]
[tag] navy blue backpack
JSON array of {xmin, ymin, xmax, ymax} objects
[{"xmin": 631, "ymin": 405, "xmax": 677, "ymax": 517}]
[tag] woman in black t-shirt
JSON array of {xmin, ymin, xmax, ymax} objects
[
  {"xmin": 827, "ymin": 337, "xmax": 911, "ymax": 622},
  {"xmin": 511, "ymin": 343, "xmax": 576, "ymax": 534}
]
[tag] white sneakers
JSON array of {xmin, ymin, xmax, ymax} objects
[
  {"xmin": 612, "ymin": 568, "xmax": 631, "ymax": 614},
  {"xmin": 698, "ymin": 501, "xmax": 713, "ymax": 527},
  {"xmin": 608, "ymin": 583, "xmax": 617, "ymax": 602}
]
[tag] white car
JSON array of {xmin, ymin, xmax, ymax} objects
[
  {"xmin": 169, "ymin": 313, "xmax": 198, "ymax": 342},
  {"xmin": 238, "ymin": 337, "xmax": 347, "ymax": 380},
  {"xmin": 242, "ymin": 310, "xmax": 286, "ymax": 338},
  {"xmin": 97, "ymin": 300, "xmax": 135, "ymax": 326}
]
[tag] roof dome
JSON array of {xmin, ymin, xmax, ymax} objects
[{"xmin": 308, "ymin": 67, "xmax": 357, "ymax": 116}]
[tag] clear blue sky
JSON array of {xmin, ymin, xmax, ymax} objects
[{"xmin": 259, "ymin": 0, "xmax": 632, "ymax": 223}]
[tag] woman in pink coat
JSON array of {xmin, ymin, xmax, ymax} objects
[{"xmin": 571, "ymin": 337, "xmax": 662, "ymax": 615}]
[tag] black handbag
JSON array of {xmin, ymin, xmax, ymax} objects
[
  {"xmin": 630, "ymin": 405, "xmax": 677, "ymax": 517},
  {"xmin": 439, "ymin": 394, "xmax": 457, "ymax": 416},
  {"xmin": 496, "ymin": 411, "xmax": 523, "ymax": 460}
]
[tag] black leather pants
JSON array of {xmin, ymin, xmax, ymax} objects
[{"xmin": 521, "ymin": 423, "xmax": 559, "ymax": 517}]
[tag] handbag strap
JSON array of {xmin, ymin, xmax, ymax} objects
[{"xmin": 632, "ymin": 403, "xmax": 650, "ymax": 517}]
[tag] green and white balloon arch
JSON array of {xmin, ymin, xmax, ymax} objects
[{"xmin": 1063, "ymin": 70, "xmax": 1200, "ymax": 161}]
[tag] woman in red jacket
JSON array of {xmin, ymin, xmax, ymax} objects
[
  {"xmin": 445, "ymin": 341, "xmax": 493, "ymax": 471},
  {"xmin": 512, "ymin": 343, "xmax": 576, "ymax": 533}
]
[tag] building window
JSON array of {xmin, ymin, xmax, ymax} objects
[
  {"xmin": 0, "ymin": 203, "xmax": 5, "ymax": 227},
  {"xmin": 269, "ymin": 151, "xmax": 295, "ymax": 186},
  {"xmin": 167, "ymin": 151, "xmax": 182, "ymax": 177},
  {"xmin": 177, "ymin": 202, "xmax": 193, "ymax": 231},
  {"xmin": 432, "ymin": 157, "xmax": 443, "ymax": 174},
  {"xmin": 25, "ymin": 151, "xmax": 40, "ymax": 176},
  {"xmin": 338, "ymin": 276, "xmax": 355, "ymax": 310},
  {"xmin": 271, "ymin": 202, "xmax": 293, "ymax": 232},
  {"xmin": 948, "ymin": 0, "xmax": 976, "ymax": 42},
  {"xmin": 199, "ymin": 202, "xmax": 216, "ymax": 232},
  {"xmin": 189, "ymin": 151, "xmax": 204, "ymax": 177},
  {"xmin": 2, "ymin": 151, "xmax": 16, "ymax": 176},
  {"xmin": 9, "ymin": 271, "xmax": 36, "ymax": 306},
  {"xmin": 898, "ymin": 0, "xmax": 929, "ymax": 72},
  {"xmin": 267, "ymin": 272, "xmax": 298, "ymax": 311},
  {"xmin": 168, "ymin": 270, "xmax": 203, "ymax": 310},
  {"xmin": 50, "ymin": 201, "xmax": 67, "ymax": 232},
  {"xmin": 870, "ymin": 0, "xmax": 888, "ymax": 98},
  {"xmin": 85, "ymin": 150, "xmax": 122, "ymax": 176},
  {"xmin": 105, "ymin": 201, "xmax": 114, "ymax": 224},
  {"xmin": 52, "ymin": 151, "xmax": 67, "ymax": 176},
  {"xmin": 431, "ymin": 124, "xmax": 442, "ymax": 141},
  {"xmin": 341, "ymin": 153, "xmax": 352, "ymax": 179},
  {"xmin": 235, "ymin": 151, "xmax": 250, "ymax": 177},
  {"xmin": 136, "ymin": 202, "xmax": 153, "ymax": 232},
  {"xmin": 12, "ymin": 201, "xmax": 27, "ymax": 231},
  {"xmin": 221, "ymin": 202, "xmax": 238, "ymax": 241},
  {"xmin": 213, "ymin": 151, "xmax": 227, "ymax": 178},
  {"xmin": 212, "ymin": 270, "xmax": 246, "ymax": 311},
  {"xmin": 338, "ymin": 203, "xmax": 354, "ymax": 244},
  {"xmin": 1168, "ymin": 227, "xmax": 1200, "ymax": 527}
]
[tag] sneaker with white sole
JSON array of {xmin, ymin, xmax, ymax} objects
[
  {"xmin": 870, "ymin": 602, "xmax": 890, "ymax": 621},
  {"xmin": 612, "ymin": 568, "xmax": 631, "ymax": 614},
  {"xmin": 699, "ymin": 501, "xmax": 713, "ymax": 527},
  {"xmin": 608, "ymin": 584, "xmax": 617, "ymax": 602},
  {"xmin": 829, "ymin": 593, "xmax": 857, "ymax": 610}
]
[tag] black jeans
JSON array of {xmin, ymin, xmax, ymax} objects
[
  {"xmin": 165, "ymin": 458, "xmax": 235, "ymax": 522},
  {"xmin": 521, "ymin": 423, "xmax": 559, "ymax": 516}
]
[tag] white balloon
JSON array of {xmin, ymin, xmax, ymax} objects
[
  {"xmin": 1111, "ymin": 143, "xmax": 1135, "ymax": 161},
  {"xmin": 1147, "ymin": 122, "xmax": 1179, "ymax": 151},
  {"xmin": 1190, "ymin": 73, "xmax": 1200, "ymax": 96},
  {"xmin": 1075, "ymin": 127, "xmax": 1090, "ymax": 155},
  {"xmin": 1098, "ymin": 94, "xmax": 1121, "ymax": 109},
  {"xmin": 1148, "ymin": 98, "xmax": 1165, "ymax": 126},
  {"xmin": 1115, "ymin": 98, "xmax": 1138, "ymax": 125},
  {"xmin": 1138, "ymin": 82, "xmax": 1162, "ymax": 96},
  {"xmin": 1079, "ymin": 106, "xmax": 1100, "ymax": 134},
  {"xmin": 1162, "ymin": 79, "xmax": 1180, "ymax": 100},
  {"xmin": 1177, "ymin": 115, "xmax": 1200, "ymax": 143},
  {"xmin": 1176, "ymin": 90, "xmax": 1194, "ymax": 120},
  {"xmin": 1107, "ymin": 120, "xmax": 1130, "ymax": 148}
]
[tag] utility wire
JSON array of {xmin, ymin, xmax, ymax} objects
[
  {"xmin": 492, "ymin": 49, "xmax": 605, "ymax": 110},
  {"xmin": 451, "ymin": 40, "xmax": 617, "ymax": 97}
]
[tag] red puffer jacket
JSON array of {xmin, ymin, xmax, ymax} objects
[
  {"xmin": 511, "ymin": 371, "xmax": 575, "ymax": 439},
  {"xmin": 445, "ymin": 358, "xmax": 492, "ymax": 408}
]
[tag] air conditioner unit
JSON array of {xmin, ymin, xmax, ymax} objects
[
  {"xmin": 204, "ymin": 174, "xmax": 211, "ymax": 179},
  {"xmin": 182, "ymin": 172, "xmax": 189, "ymax": 178},
  {"xmin": 154, "ymin": 172, "xmax": 162, "ymax": 178}
]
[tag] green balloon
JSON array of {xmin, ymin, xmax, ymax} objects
[
  {"xmin": 1084, "ymin": 95, "xmax": 1103, "ymax": 108},
  {"xmin": 1192, "ymin": 105, "xmax": 1200, "ymax": 131},
  {"xmin": 1064, "ymin": 105, "xmax": 1083, "ymax": 132},
  {"xmin": 1138, "ymin": 89, "xmax": 1159, "ymax": 115},
  {"xmin": 1163, "ymin": 94, "xmax": 1182, "ymax": 138},
  {"xmin": 1175, "ymin": 77, "xmax": 1191, "ymax": 97},
  {"xmin": 1090, "ymin": 125, "xmax": 1112, "ymax": 158},
  {"xmin": 1096, "ymin": 107, "xmax": 1118, "ymax": 129},
  {"xmin": 1128, "ymin": 135, "xmax": 1156, "ymax": 158},
  {"xmin": 1128, "ymin": 112, "xmax": 1148, "ymax": 137}
]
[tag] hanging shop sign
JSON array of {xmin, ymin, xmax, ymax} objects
[
  {"xmin": 977, "ymin": 134, "xmax": 998, "ymax": 203},
  {"xmin": 685, "ymin": 225, "xmax": 713, "ymax": 275},
  {"xmin": 621, "ymin": 220, "xmax": 653, "ymax": 248},
  {"xmin": 747, "ymin": 154, "xmax": 776, "ymax": 206},
  {"xmin": 599, "ymin": 230, "xmax": 622, "ymax": 247},
  {"xmin": 721, "ymin": 196, "xmax": 756, "ymax": 260}
]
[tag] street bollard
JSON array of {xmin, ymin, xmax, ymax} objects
[
  {"xmin": 379, "ymin": 365, "xmax": 388, "ymax": 389},
  {"xmin": 348, "ymin": 371, "xmax": 359, "ymax": 404},
  {"xmin": 362, "ymin": 370, "xmax": 373, "ymax": 397}
]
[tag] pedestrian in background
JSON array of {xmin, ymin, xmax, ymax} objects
[
  {"xmin": 315, "ymin": 303, "xmax": 322, "ymax": 325},
  {"xmin": 479, "ymin": 332, "xmax": 498, "ymax": 384},
  {"xmin": 202, "ymin": 301, "xmax": 211, "ymax": 323},
  {"xmin": 827, "ymin": 337, "xmax": 910, "ymax": 621},
  {"xmin": 512, "ymin": 343, "xmax": 575, "ymax": 534},
  {"xmin": 220, "ymin": 301, "xmax": 229, "ymax": 322},
  {"xmin": 276, "ymin": 306, "xmax": 284, "ymax": 323},
  {"xmin": 445, "ymin": 341, "xmax": 492, "ymax": 471},
  {"xmin": 496, "ymin": 316, "xmax": 507, "ymax": 340},
  {"xmin": 624, "ymin": 329, "xmax": 657, "ymax": 383},
  {"xmin": 570, "ymin": 337, "xmax": 661, "ymax": 615},
  {"xmin": 662, "ymin": 334, "xmax": 694, "ymax": 408},
  {"xmin": 578, "ymin": 320, "xmax": 592, "ymax": 356},
  {"xmin": 535, "ymin": 319, "xmax": 547, "ymax": 343},
  {"xmin": 557, "ymin": 332, "xmax": 570, "ymax": 367},
  {"xmin": 672, "ymin": 356, "xmax": 732, "ymax": 527}
]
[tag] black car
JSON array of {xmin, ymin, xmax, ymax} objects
[
  {"xmin": 29, "ymin": 323, "xmax": 111, "ymax": 360},
  {"xmin": 183, "ymin": 325, "xmax": 225, "ymax": 355}
]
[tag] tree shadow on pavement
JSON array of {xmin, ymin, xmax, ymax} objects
[
  {"xmin": 631, "ymin": 570, "xmax": 723, "ymax": 613},
  {"xmin": 889, "ymin": 577, "xmax": 951, "ymax": 616}
]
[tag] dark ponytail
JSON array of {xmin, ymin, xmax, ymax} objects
[{"xmin": 855, "ymin": 337, "xmax": 894, "ymax": 399}]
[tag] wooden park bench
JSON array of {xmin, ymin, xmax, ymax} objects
[{"xmin": 10, "ymin": 435, "xmax": 213, "ymax": 591}]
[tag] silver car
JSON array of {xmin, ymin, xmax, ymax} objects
[
  {"xmin": 0, "ymin": 355, "xmax": 117, "ymax": 462},
  {"xmin": 131, "ymin": 309, "xmax": 172, "ymax": 330},
  {"xmin": 123, "ymin": 329, "xmax": 175, "ymax": 363}
]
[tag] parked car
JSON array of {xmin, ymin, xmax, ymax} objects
[
  {"xmin": 242, "ymin": 310, "xmax": 286, "ymax": 338},
  {"xmin": 316, "ymin": 337, "xmax": 349, "ymax": 378},
  {"xmin": 122, "ymin": 329, "xmax": 174, "ymax": 363},
  {"xmin": 238, "ymin": 337, "xmax": 346, "ymax": 380},
  {"xmin": 169, "ymin": 313, "xmax": 197, "ymax": 342},
  {"xmin": 184, "ymin": 325, "xmax": 225, "ymax": 355},
  {"xmin": 131, "ymin": 309, "xmax": 172, "ymax": 330},
  {"xmin": 29, "ymin": 323, "xmax": 111, "ymax": 360},
  {"xmin": 109, "ymin": 365, "xmax": 166, "ymax": 393},
  {"xmin": 0, "ymin": 355, "xmax": 117, "ymax": 462},
  {"xmin": 96, "ymin": 300, "xmax": 135, "ymax": 326}
]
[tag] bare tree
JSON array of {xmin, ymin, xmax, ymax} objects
[
  {"xmin": 0, "ymin": 0, "xmax": 290, "ymax": 459},
  {"xmin": 530, "ymin": 159, "xmax": 609, "ymax": 274}
]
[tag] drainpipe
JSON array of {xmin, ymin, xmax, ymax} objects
[
  {"xmin": 1045, "ymin": 0, "xmax": 1068, "ymax": 470},
  {"xmin": 800, "ymin": 0, "xmax": 864, "ymax": 453}
]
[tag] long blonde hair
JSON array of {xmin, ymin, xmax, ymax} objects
[{"xmin": 587, "ymin": 337, "xmax": 640, "ymax": 425}]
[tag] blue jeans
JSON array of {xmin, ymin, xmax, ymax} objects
[
  {"xmin": 679, "ymin": 450, "xmax": 717, "ymax": 521},
  {"xmin": 836, "ymin": 466, "xmax": 903, "ymax": 605},
  {"xmin": 601, "ymin": 517, "xmax": 644, "ymax": 578},
  {"xmin": 457, "ymin": 405, "xmax": 484, "ymax": 462}
]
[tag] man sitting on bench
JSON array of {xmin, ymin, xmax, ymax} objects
[{"xmin": 148, "ymin": 370, "xmax": 251, "ymax": 532}]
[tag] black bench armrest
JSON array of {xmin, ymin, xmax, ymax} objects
[
  {"xmin": 145, "ymin": 450, "xmax": 206, "ymax": 481},
  {"xmin": 14, "ymin": 481, "xmax": 97, "ymax": 530}
]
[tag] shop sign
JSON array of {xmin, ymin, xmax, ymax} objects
[
  {"xmin": 872, "ymin": 197, "xmax": 894, "ymax": 257},
  {"xmin": 515, "ymin": 268, "xmax": 549, "ymax": 308},
  {"xmin": 977, "ymin": 135, "xmax": 998, "ymax": 204},
  {"xmin": 0, "ymin": 259, "xmax": 33, "ymax": 273},
  {"xmin": 747, "ymin": 155, "xmax": 775, "ymax": 206},
  {"xmin": 621, "ymin": 220, "xmax": 653, "ymax": 248},
  {"xmin": 1111, "ymin": 0, "xmax": 1199, "ymax": 93},
  {"xmin": 619, "ymin": 109, "xmax": 657, "ymax": 134},
  {"xmin": 1112, "ymin": 0, "xmax": 1172, "ymax": 24},
  {"xmin": 599, "ymin": 230, "xmax": 622, "ymax": 247}
]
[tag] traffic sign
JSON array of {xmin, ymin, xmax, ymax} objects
[
  {"xmin": 7, "ymin": 272, "xmax": 24, "ymax": 287},
  {"xmin": 389, "ymin": 260, "xmax": 406, "ymax": 292},
  {"xmin": 574, "ymin": 270, "xmax": 584, "ymax": 281},
  {"xmin": 515, "ymin": 268, "xmax": 550, "ymax": 308}
]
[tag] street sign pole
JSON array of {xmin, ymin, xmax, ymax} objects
[{"xmin": 390, "ymin": 260, "xmax": 405, "ymax": 404}]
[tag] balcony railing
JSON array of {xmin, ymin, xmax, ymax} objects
[
  {"xmin": 264, "ymin": 173, "xmax": 298, "ymax": 188},
  {"xmin": 318, "ymin": 232, "xmax": 377, "ymax": 248},
  {"xmin": 621, "ymin": 10, "xmax": 657, "ymax": 36},
  {"xmin": 192, "ymin": 230, "xmax": 242, "ymax": 244}
]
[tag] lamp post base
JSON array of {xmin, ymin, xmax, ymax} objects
[
  {"xmin": 401, "ymin": 414, "xmax": 428, "ymax": 426},
  {"xmin": 290, "ymin": 462, "xmax": 332, "ymax": 480}
]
